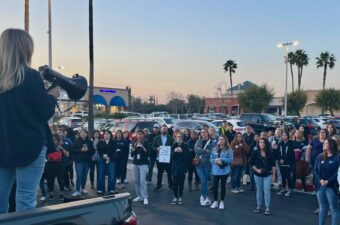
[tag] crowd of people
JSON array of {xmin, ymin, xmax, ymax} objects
[{"xmin": 42, "ymin": 120, "xmax": 340, "ymax": 224}]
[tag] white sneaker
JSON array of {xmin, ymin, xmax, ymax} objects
[
  {"xmin": 133, "ymin": 197, "xmax": 144, "ymax": 202},
  {"xmin": 40, "ymin": 196, "xmax": 46, "ymax": 201},
  {"xmin": 284, "ymin": 190, "xmax": 292, "ymax": 197},
  {"xmin": 238, "ymin": 188, "xmax": 245, "ymax": 193},
  {"xmin": 201, "ymin": 198, "xmax": 211, "ymax": 206},
  {"xmin": 117, "ymin": 180, "xmax": 121, "ymax": 184},
  {"xmin": 81, "ymin": 189, "xmax": 88, "ymax": 194},
  {"xmin": 72, "ymin": 191, "xmax": 81, "ymax": 197},
  {"xmin": 231, "ymin": 189, "xmax": 239, "ymax": 193},
  {"xmin": 219, "ymin": 201, "xmax": 224, "ymax": 209},
  {"xmin": 200, "ymin": 195, "xmax": 205, "ymax": 204},
  {"xmin": 143, "ymin": 198, "xmax": 149, "ymax": 205},
  {"xmin": 210, "ymin": 201, "xmax": 219, "ymax": 209}
]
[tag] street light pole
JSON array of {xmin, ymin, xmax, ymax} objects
[
  {"xmin": 277, "ymin": 41, "xmax": 299, "ymax": 116},
  {"xmin": 48, "ymin": 0, "xmax": 52, "ymax": 68}
]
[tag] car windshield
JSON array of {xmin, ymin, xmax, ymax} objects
[
  {"xmin": 236, "ymin": 121, "xmax": 245, "ymax": 126},
  {"xmin": 138, "ymin": 122, "xmax": 158, "ymax": 131},
  {"xmin": 261, "ymin": 114, "xmax": 275, "ymax": 123},
  {"xmin": 71, "ymin": 119, "xmax": 82, "ymax": 123},
  {"xmin": 163, "ymin": 118, "xmax": 175, "ymax": 124}
]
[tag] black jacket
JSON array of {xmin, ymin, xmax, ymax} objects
[
  {"xmin": 72, "ymin": 138, "xmax": 95, "ymax": 163},
  {"xmin": 0, "ymin": 67, "xmax": 56, "ymax": 168},
  {"xmin": 278, "ymin": 141, "xmax": 294, "ymax": 166},
  {"xmin": 147, "ymin": 132, "xmax": 160, "ymax": 158},
  {"xmin": 97, "ymin": 140, "xmax": 116, "ymax": 160},
  {"xmin": 186, "ymin": 138, "xmax": 198, "ymax": 162},
  {"xmin": 171, "ymin": 142, "xmax": 189, "ymax": 177},
  {"xmin": 115, "ymin": 139, "xmax": 130, "ymax": 161},
  {"xmin": 131, "ymin": 140, "xmax": 149, "ymax": 165}
]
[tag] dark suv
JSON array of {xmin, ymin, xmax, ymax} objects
[
  {"xmin": 112, "ymin": 119, "xmax": 160, "ymax": 141},
  {"xmin": 240, "ymin": 113, "xmax": 276, "ymax": 133}
]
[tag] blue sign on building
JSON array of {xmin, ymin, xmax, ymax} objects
[{"xmin": 99, "ymin": 89, "xmax": 116, "ymax": 94}]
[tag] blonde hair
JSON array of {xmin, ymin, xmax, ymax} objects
[{"xmin": 0, "ymin": 29, "xmax": 34, "ymax": 93}]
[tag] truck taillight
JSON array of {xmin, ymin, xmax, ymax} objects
[{"xmin": 122, "ymin": 212, "xmax": 137, "ymax": 225}]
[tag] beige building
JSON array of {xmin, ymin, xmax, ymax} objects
[{"xmin": 302, "ymin": 90, "xmax": 340, "ymax": 116}]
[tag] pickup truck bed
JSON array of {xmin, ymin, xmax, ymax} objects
[{"xmin": 0, "ymin": 193, "xmax": 136, "ymax": 225}]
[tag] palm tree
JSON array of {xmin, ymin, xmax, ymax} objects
[
  {"xmin": 223, "ymin": 60, "xmax": 237, "ymax": 96},
  {"xmin": 88, "ymin": 0, "xmax": 94, "ymax": 137},
  {"xmin": 287, "ymin": 52, "xmax": 296, "ymax": 91},
  {"xmin": 24, "ymin": 0, "xmax": 29, "ymax": 32},
  {"xmin": 316, "ymin": 52, "xmax": 336, "ymax": 90},
  {"xmin": 294, "ymin": 49, "xmax": 309, "ymax": 91}
]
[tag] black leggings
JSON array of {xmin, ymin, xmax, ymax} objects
[
  {"xmin": 116, "ymin": 159, "xmax": 128, "ymax": 181},
  {"xmin": 89, "ymin": 161, "xmax": 98, "ymax": 186},
  {"xmin": 213, "ymin": 175, "xmax": 228, "ymax": 201},
  {"xmin": 187, "ymin": 164, "xmax": 200, "ymax": 184},
  {"xmin": 173, "ymin": 175, "xmax": 186, "ymax": 198},
  {"xmin": 64, "ymin": 162, "xmax": 74, "ymax": 188},
  {"xmin": 279, "ymin": 166, "xmax": 293, "ymax": 189}
]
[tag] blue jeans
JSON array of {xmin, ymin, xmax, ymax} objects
[
  {"xmin": 196, "ymin": 165, "xmax": 210, "ymax": 198},
  {"xmin": 98, "ymin": 158, "xmax": 116, "ymax": 192},
  {"xmin": 231, "ymin": 165, "xmax": 243, "ymax": 189},
  {"xmin": 317, "ymin": 187, "xmax": 339, "ymax": 225},
  {"xmin": 0, "ymin": 146, "xmax": 46, "ymax": 213},
  {"xmin": 75, "ymin": 162, "xmax": 90, "ymax": 192},
  {"xmin": 254, "ymin": 175, "xmax": 272, "ymax": 208}
]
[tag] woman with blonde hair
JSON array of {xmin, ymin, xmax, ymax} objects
[{"xmin": 0, "ymin": 29, "xmax": 60, "ymax": 213}]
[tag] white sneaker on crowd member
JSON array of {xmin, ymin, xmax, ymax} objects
[
  {"xmin": 231, "ymin": 189, "xmax": 239, "ymax": 193},
  {"xmin": 81, "ymin": 189, "xmax": 88, "ymax": 194},
  {"xmin": 238, "ymin": 188, "xmax": 245, "ymax": 193},
  {"xmin": 133, "ymin": 196, "xmax": 143, "ymax": 202},
  {"xmin": 116, "ymin": 180, "xmax": 121, "ymax": 184},
  {"xmin": 210, "ymin": 201, "xmax": 219, "ymax": 209},
  {"xmin": 97, "ymin": 190, "xmax": 103, "ymax": 194},
  {"xmin": 40, "ymin": 196, "xmax": 46, "ymax": 201},
  {"xmin": 200, "ymin": 195, "xmax": 205, "ymax": 204},
  {"xmin": 219, "ymin": 201, "xmax": 224, "ymax": 210},
  {"xmin": 284, "ymin": 190, "xmax": 292, "ymax": 197},
  {"xmin": 277, "ymin": 189, "xmax": 286, "ymax": 195},
  {"xmin": 178, "ymin": 197, "xmax": 183, "ymax": 205},
  {"xmin": 201, "ymin": 198, "xmax": 211, "ymax": 206},
  {"xmin": 109, "ymin": 190, "xmax": 115, "ymax": 195},
  {"xmin": 171, "ymin": 198, "xmax": 178, "ymax": 205},
  {"xmin": 72, "ymin": 191, "xmax": 81, "ymax": 197},
  {"xmin": 64, "ymin": 187, "xmax": 72, "ymax": 191},
  {"xmin": 143, "ymin": 198, "xmax": 149, "ymax": 205}
]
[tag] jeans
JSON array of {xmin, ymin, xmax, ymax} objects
[
  {"xmin": 0, "ymin": 146, "xmax": 46, "ymax": 214},
  {"xmin": 133, "ymin": 164, "xmax": 148, "ymax": 198},
  {"xmin": 317, "ymin": 187, "xmax": 339, "ymax": 225},
  {"xmin": 275, "ymin": 160, "xmax": 282, "ymax": 184},
  {"xmin": 249, "ymin": 168, "xmax": 255, "ymax": 190},
  {"xmin": 147, "ymin": 157, "xmax": 157, "ymax": 182},
  {"xmin": 213, "ymin": 175, "xmax": 228, "ymax": 201},
  {"xmin": 196, "ymin": 165, "xmax": 210, "ymax": 198},
  {"xmin": 75, "ymin": 162, "xmax": 90, "ymax": 192},
  {"xmin": 254, "ymin": 175, "xmax": 272, "ymax": 208},
  {"xmin": 89, "ymin": 161, "xmax": 98, "ymax": 187},
  {"xmin": 231, "ymin": 165, "xmax": 243, "ymax": 189},
  {"xmin": 39, "ymin": 172, "xmax": 47, "ymax": 196},
  {"xmin": 98, "ymin": 158, "xmax": 116, "ymax": 192}
]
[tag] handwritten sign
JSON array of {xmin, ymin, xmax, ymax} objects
[{"xmin": 159, "ymin": 146, "xmax": 171, "ymax": 163}]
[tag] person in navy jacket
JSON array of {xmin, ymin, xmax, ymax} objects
[{"xmin": 314, "ymin": 138, "xmax": 339, "ymax": 225}]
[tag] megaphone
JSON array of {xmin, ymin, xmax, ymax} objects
[{"xmin": 39, "ymin": 65, "xmax": 88, "ymax": 101}]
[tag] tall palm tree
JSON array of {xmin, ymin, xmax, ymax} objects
[
  {"xmin": 316, "ymin": 52, "xmax": 336, "ymax": 90},
  {"xmin": 223, "ymin": 60, "xmax": 237, "ymax": 96},
  {"xmin": 88, "ymin": 0, "xmax": 94, "ymax": 137},
  {"xmin": 294, "ymin": 49, "xmax": 309, "ymax": 91},
  {"xmin": 24, "ymin": 0, "xmax": 29, "ymax": 32},
  {"xmin": 287, "ymin": 51, "xmax": 296, "ymax": 91}
]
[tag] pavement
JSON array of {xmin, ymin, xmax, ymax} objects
[{"xmin": 37, "ymin": 163, "xmax": 329, "ymax": 225}]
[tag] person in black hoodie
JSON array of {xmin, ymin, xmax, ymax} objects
[
  {"xmin": 171, "ymin": 133, "xmax": 189, "ymax": 205},
  {"xmin": 97, "ymin": 130, "xmax": 116, "ymax": 195},
  {"xmin": 115, "ymin": 130, "xmax": 130, "ymax": 186},
  {"xmin": 0, "ymin": 29, "xmax": 59, "ymax": 214},
  {"xmin": 277, "ymin": 132, "xmax": 294, "ymax": 196},
  {"xmin": 71, "ymin": 130, "xmax": 94, "ymax": 197},
  {"xmin": 131, "ymin": 130, "xmax": 150, "ymax": 205},
  {"xmin": 248, "ymin": 133, "xmax": 260, "ymax": 191},
  {"xmin": 186, "ymin": 130, "xmax": 200, "ymax": 192}
]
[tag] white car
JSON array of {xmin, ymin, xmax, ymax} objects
[
  {"xmin": 57, "ymin": 117, "xmax": 84, "ymax": 128},
  {"xmin": 148, "ymin": 117, "xmax": 177, "ymax": 128},
  {"xmin": 311, "ymin": 117, "xmax": 328, "ymax": 129},
  {"xmin": 71, "ymin": 111, "xmax": 88, "ymax": 117},
  {"xmin": 211, "ymin": 119, "xmax": 246, "ymax": 134}
]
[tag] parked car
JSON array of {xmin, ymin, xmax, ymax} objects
[
  {"xmin": 149, "ymin": 117, "xmax": 177, "ymax": 128},
  {"xmin": 71, "ymin": 111, "xmax": 88, "ymax": 117},
  {"xmin": 56, "ymin": 117, "xmax": 84, "ymax": 128},
  {"xmin": 150, "ymin": 111, "xmax": 170, "ymax": 118},
  {"xmin": 0, "ymin": 194, "xmax": 138, "ymax": 225},
  {"xmin": 240, "ymin": 113, "xmax": 276, "ymax": 133},
  {"xmin": 191, "ymin": 113, "xmax": 213, "ymax": 122},
  {"xmin": 308, "ymin": 117, "xmax": 328, "ymax": 129},
  {"xmin": 170, "ymin": 114, "xmax": 188, "ymax": 120},
  {"xmin": 211, "ymin": 119, "xmax": 246, "ymax": 134},
  {"xmin": 173, "ymin": 120, "xmax": 203, "ymax": 131}
]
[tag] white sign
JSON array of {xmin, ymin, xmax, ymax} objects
[{"xmin": 159, "ymin": 146, "xmax": 171, "ymax": 163}]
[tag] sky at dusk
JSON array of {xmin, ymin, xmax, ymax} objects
[{"xmin": 1, "ymin": 0, "xmax": 339, "ymax": 103}]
